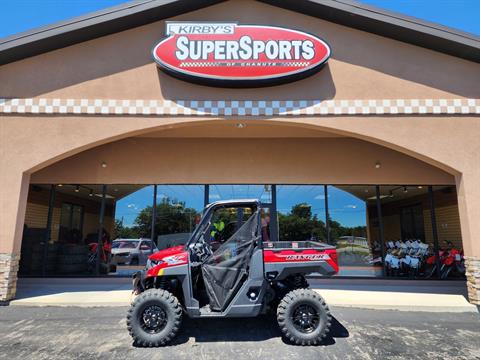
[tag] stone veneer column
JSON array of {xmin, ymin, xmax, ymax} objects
[
  {"xmin": 456, "ymin": 169, "xmax": 480, "ymax": 305},
  {"xmin": 0, "ymin": 171, "xmax": 30, "ymax": 302},
  {"xmin": 465, "ymin": 257, "xmax": 480, "ymax": 305},
  {"xmin": 0, "ymin": 253, "xmax": 20, "ymax": 302}
]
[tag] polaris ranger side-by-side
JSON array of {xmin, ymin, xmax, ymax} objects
[{"xmin": 127, "ymin": 199, "xmax": 339, "ymax": 346}]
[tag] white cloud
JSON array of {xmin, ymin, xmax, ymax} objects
[
  {"xmin": 209, "ymin": 194, "xmax": 220, "ymax": 199},
  {"xmin": 127, "ymin": 203, "xmax": 138, "ymax": 210},
  {"xmin": 314, "ymin": 194, "xmax": 329, "ymax": 200},
  {"xmin": 345, "ymin": 204, "xmax": 357, "ymax": 209}
]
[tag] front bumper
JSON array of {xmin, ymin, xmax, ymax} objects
[{"xmin": 111, "ymin": 253, "xmax": 133, "ymax": 265}]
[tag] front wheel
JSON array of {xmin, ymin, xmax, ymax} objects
[
  {"xmin": 277, "ymin": 289, "xmax": 332, "ymax": 345},
  {"xmin": 127, "ymin": 289, "xmax": 182, "ymax": 346}
]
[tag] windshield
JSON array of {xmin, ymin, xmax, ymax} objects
[
  {"xmin": 186, "ymin": 204, "xmax": 216, "ymax": 247},
  {"xmin": 186, "ymin": 202, "xmax": 259, "ymax": 248},
  {"xmin": 112, "ymin": 240, "xmax": 138, "ymax": 249}
]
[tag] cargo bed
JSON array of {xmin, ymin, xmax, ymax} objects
[{"xmin": 263, "ymin": 241, "xmax": 336, "ymax": 251}]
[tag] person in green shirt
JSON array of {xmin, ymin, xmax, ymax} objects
[{"xmin": 210, "ymin": 220, "xmax": 225, "ymax": 241}]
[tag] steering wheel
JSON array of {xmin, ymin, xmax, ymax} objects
[{"xmin": 190, "ymin": 241, "xmax": 213, "ymax": 262}]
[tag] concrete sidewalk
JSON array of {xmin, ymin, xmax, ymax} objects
[
  {"xmin": 11, "ymin": 277, "xmax": 132, "ymax": 307},
  {"xmin": 9, "ymin": 277, "xmax": 478, "ymax": 313}
]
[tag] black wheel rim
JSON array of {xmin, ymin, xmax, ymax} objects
[
  {"xmin": 140, "ymin": 305, "xmax": 167, "ymax": 334},
  {"xmin": 291, "ymin": 304, "xmax": 320, "ymax": 334}
]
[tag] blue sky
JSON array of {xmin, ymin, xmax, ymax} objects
[
  {"xmin": 0, "ymin": 0, "xmax": 478, "ymax": 39},
  {"xmin": 0, "ymin": 1, "xmax": 125, "ymax": 38},
  {"xmin": 361, "ymin": 0, "xmax": 479, "ymax": 35},
  {"xmin": 116, "ymin": 185, "xmax": 205, "ymax": 226}
]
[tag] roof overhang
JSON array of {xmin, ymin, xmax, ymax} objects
[
  {"xmin": 261, "ymin": 0, "xmax": 480, "ymax": 63},
  {"xmin": 0, "ymin": 0, "xmax": 224, "ymax": 66},
  {"xmin": 0, "ymin": 0, "xmax": 478, "ymax": 66}
]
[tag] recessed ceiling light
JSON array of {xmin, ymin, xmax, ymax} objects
[
  {"xmin": 368, "ymin": 195, "xmax": 389, "ymax": 200},
  {"xmin": 101, "ymin": 162, "xmax": 107, "ymax": 168},
  {"xmin": 75, "ymin": 185, "xmax": 80, "ymax": 193},
  {"xmin": 375, "ymin": 162, "xmax": 381, "ymax": 169},
  {"xmin": 417, "ymin": 186, "xmax": 423, "ymax": 189},
  {"xmin": 236, "ymin": 123, "xmax": 246, "ymax": 129},
  {"xmin": 94, "ymin": 193, "xmax": 115, "ymax": 199}
]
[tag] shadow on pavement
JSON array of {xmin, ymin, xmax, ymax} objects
[{"xmin": 134, "ymin": 314, "xmax": 349, "ymax": 347}]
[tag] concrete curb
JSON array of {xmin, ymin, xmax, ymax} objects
[
  {"xmin": 9, "ymin": 288, "xmax": 479, "ymax": 313},
  {"xmin": 10, "ymin": 302, "xmax": 477, "ymax": 313},
  {"xmin": 314, "ymin": 289, "xmax": 478, "ymax": 313},
  {"xmin": 9, "ymin": 289, "xmax": 133, "ymax": 308},
  {"xmin": 330, "ymin": 304, "xmax": 478, "ymax": 313},
  {"xmin": 10, "ymin": 301, "xmax": 130, "ymax": 307}
]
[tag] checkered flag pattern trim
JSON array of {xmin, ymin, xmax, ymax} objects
[{"xmin": 0, "ymin": 98, "xmax": 479, "ymax": 116}]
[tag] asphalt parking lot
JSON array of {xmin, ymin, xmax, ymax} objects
[{"xmin": 0, "ymin": 306, "xmax": 479, "ymax": 360}]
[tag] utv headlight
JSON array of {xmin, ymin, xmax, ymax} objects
[{"xmin": 146, "ymin": 258, "xmax": 163, "ymax": 270}]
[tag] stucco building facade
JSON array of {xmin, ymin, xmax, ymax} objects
[{"xmin": 0, "ymin": 0, "xmax": 479, "ymax": 303}]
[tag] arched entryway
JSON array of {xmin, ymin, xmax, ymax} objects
[{"xmin": 17, "ymin": 121, "xmax": 464, "ymax": 282}]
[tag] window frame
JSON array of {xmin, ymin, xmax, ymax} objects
[
  {"xmin": 58, "ymin": 202, "xmax": 84, "ymax": 242},
  {"xmin": 399, "ymin": 202, "xmax": 425, "ymax": 241}
]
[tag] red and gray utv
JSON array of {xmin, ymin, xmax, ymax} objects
[{"xmin": 127, "ymin": 199, "xmax": 339, "ymax": 346}]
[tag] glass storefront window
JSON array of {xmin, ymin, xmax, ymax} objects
[
  {"xmin": 114, "ymin": 185, "xmax": 204, "ymax": 253},
  {"xmin": 114, "ymin": 185, "xmax": 154, "ymax": 240},
  {"xmin": 431, "ymin": 186, "xmax": 465, "ymax": 279},
  {"xmin": 327, "ymin": 186, "xmax": 380, "ymax": 277},
  {"xmin": 209, "ymin": 185, "xmax": 272, "ymax": 204},
  {"xmin": 276, "ymin": 185, "xmax": 327, "ymax": 243},
  {"xmin": 153, "ymin": 185, "xmax": 204, "ymax": 249},
  {"xmin": 21, "ymin": 183, "xmax": 464, "ymax": 280},
  {"xmin": 378, "ymin": 185, "xmax": 436, "ymax": 278},
  {"xmin": 59, "ymin": 203, "xmax": 84, "ymax": 243}
]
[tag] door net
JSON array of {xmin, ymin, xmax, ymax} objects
[{"xmin": 201, "ymin": 210, "xmax": 260, "ymax": 311}]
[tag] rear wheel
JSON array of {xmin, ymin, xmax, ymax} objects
[
  {"xmin": 127, "ymin": 289, "xmax": 182, "ymax": 346},
  {"xmin": 277, "ymin": 288, "xmax": 331, "ymax": 345}
]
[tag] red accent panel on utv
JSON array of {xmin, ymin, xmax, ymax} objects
[
  {"xmin": 264, "ymin": 248, "xmax": 339, "ymax": 274},
  {"xmin": 149, "ymin": 245, "xmax": 185, "ymax": 261},
  {"xmin": 146, "ymin": 247, "xmax": 189, "ymax": 277}
]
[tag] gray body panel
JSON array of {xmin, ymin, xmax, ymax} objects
[
  {"xmin": 186, "ymin": 248, "xmax": 267, "ymax": 318},
  {"xmin": 264, "ymin": 260, "xmax": 336, "ymax": 280}
]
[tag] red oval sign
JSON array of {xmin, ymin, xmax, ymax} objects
[{"xmin": 153, "ymin": 22, "xmax": 331, "ymax": 87}]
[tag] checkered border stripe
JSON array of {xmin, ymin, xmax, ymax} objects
[
  {"xmin": 180, "ymin": 61, "xmax": 311, "ymax": 67},
  {"xmin": 0, "ymin": 98, "xmax": 479, "ymax": 116}
]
